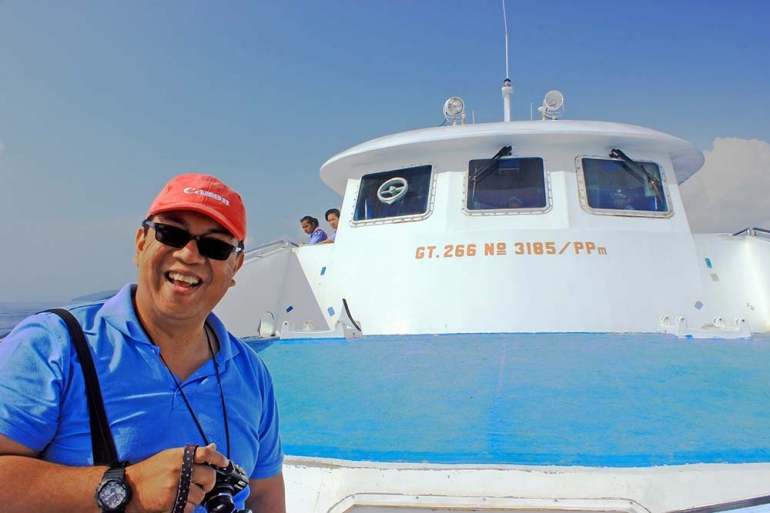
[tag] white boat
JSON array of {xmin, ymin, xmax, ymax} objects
[
  {"xmin": 212, "ymin": 34, "xmax": 770, "ymax": 512},
  {"xmin": 216, "ymin": 95, "xmax": 769, "ymax": 340}
]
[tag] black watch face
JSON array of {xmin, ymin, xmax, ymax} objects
[{"xmin": 99, "ymin": 480, "xmax": 128, "ymax": 510}]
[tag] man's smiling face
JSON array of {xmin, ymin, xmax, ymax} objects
[{"xmin": 133, "ymin": 210, "xmax": 243, "ymax": 326}]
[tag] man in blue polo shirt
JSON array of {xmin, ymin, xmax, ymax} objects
[{"xmin": 0, "ymin": 174, "xmax": 285, "ymax": 512}]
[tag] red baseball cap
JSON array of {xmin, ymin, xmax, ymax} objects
[{"xmin": 147, "ymin": 174, "xmax": 247, "ymax": 241}]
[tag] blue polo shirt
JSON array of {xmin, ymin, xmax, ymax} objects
[
  {"xmin": 0, "ymin": 284, "xmax": 282, "ymax": 509},
  {"xmin": 308, "ymin": 228, "xmax": 328, "ymax": 244}
]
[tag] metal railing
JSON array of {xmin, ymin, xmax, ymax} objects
[
  {"xmin": 243, "ymin": 240, "xmax": 298, "ymax": 261},
  {"xmin": 732, "ymin": 227, "xmax": 770, "ymax": 238}
]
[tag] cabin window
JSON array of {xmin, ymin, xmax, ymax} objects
[
  {"xmin": 353, "ymin": 165, "xmax": 433, "ymax": 222},
  {"xmin": 579, "ymin": 158, "xmax": 669, "ymax": 214},
  {"xmin": 466, "ymin": 157, "xmax": 547, "ymax": 211}
]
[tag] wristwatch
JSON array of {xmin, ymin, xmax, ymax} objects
[{"xmin": 94, "ymin": 466, "xmax": 131, "ymax": 512}]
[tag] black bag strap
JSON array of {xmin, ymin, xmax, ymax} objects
[{"xmin": 45, "ymin": 308, "xmax": 119, "ymax": 466}]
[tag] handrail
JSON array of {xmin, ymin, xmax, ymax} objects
[
  {"xmin": 732, "ymin": 227, "xmax": 770, "ymax": 238},
  {"xmin": 672, "ymin": 493, "xmax": 770, "ymax": 513},
  {"xmin": 244, "ymin": 240, "xmax": 298, "ymax": 261}
]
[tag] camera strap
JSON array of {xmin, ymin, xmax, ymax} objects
[
  {"xmin": 45, "ymin": 309, "xmax": 120, "ymax": 467},
  {"xmin": 172, "ymin": 443, "xmax": 198, "ymax": 513}
]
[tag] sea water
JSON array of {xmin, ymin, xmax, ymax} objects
[{"xmin": 0, "ymin": 301, "xmax": 64, "ymax": 335}]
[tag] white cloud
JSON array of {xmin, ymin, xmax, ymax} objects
[
  {"xmin": 681, "ymin": 138, "xmax": 770, "ymax": 234},
  {"xmin": 0, "ymin": 140, "xmax": 5, "ymax": 152}
]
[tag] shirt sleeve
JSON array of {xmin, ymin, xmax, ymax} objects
[{"xmin": 0, "ymin": 313, "xmax": 69, "ymax": 451}]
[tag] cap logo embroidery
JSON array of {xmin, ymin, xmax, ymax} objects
[{"xmin": 183, "ymin": 187, "xmax": 230, "ymax": 206}]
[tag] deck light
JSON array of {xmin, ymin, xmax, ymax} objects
[
  {"xmin": 538, "ymin": 90, "xmax": 565, "ymax": 120},
  {"xmin": 443, "ymin": 96, "xmax": 465, "ymax": 125}
]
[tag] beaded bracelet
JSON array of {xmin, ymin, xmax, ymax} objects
[{"xmin": 172, "ymin": 443, "xmax": 198, "ymax": 513}]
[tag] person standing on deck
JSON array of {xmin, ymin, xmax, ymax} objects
[
  {"xmin": 0, "ymin": 174, "xmax": 285, "ymax": 512},
  {"xmin": 321, "ymin": 208, "xmax": 340, "ymax": 244},
  {"xmin": 300, "ymin": 215, "xmax": 328, "ymax": 244}
]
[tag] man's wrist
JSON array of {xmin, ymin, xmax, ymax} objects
[{"xmin": 94, "ymin": 465, "xmax": 131, "ymax": 512}]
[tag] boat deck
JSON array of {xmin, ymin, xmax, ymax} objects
[{"xmin": 252, "ymin": 333, "xmax": 770, "ymax": 467}]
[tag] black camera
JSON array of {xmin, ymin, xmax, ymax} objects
[{"xmin": 202, "ymin": 461, "xmax": 249, "ymax": 513}]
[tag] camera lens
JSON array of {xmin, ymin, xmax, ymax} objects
[{"xmin": 204, "ymin": 491, "xmax": 236, "ymax": 513}]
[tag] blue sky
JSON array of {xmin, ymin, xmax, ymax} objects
[{"xmin": 1, "ymin": 1, "xmax": 769, "ymax": 302}]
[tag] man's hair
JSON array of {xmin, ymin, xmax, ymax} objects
[{"xmin": 325, "ymin": 208, "xmax": 340, "ymax": 220}]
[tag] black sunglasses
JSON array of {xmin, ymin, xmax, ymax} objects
[{"xmin": 142, "ymin": 220, "xmax": 243, "ymax": 261}]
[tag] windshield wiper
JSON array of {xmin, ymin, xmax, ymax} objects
[
  {"xmin": 471, "ymin": 145, "xmax": 513, "ymax": 184},
  {"xmin": 609, "ymin": 148, "xmax": 663, "ymax": 204}
]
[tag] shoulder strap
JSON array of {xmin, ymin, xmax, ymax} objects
[{"xmin": 45, "ymin": 308, "xmax": 119, "ymax": 466}]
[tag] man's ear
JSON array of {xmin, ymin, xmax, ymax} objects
[
  {"xmin": 229, "ymin": 252, "xmax": 246, "ymax": 287},
  {"xmin": 133, "ymin": 227, "xmax": 147, "ymax": 266}
]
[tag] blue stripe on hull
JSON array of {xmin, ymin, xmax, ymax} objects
[{"xmin": 254, "ymin": 333, "xmax": 770, "ymax": 467}]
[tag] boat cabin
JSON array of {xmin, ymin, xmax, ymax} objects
[{"xmin": 215, "ymin": 115, "xmax": 770, "ymax": 339}]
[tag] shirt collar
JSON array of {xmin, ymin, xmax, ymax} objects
[{"xmin": 100, "ymin": 283, "xmax": 240, "ymax": 363}]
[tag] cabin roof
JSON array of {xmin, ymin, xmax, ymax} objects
[{"xmin": 320, "ymin": 120, "xmax": 704, "ymax": 195}]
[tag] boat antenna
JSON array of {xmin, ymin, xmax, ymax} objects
[
  {"xmin": 502, "ymin": 0, "xmax": 510, "ymax": 80},
  {"xmin": 501, "ymin": 0, "xmax": 513, "ymax": 122}
]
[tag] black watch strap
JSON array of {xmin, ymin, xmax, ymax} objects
[{"xmin": 104, "ymin": 466, "xmax": 126, "ymax": 482}]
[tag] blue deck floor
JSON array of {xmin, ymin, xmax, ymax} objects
[{"xmin": 251, "ymin": 333, "xmax": 770, "ymax": 467}]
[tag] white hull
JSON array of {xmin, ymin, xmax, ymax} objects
[{"xmin": 284, "ymin": 458, "xmax": 770, "ymax": 512}]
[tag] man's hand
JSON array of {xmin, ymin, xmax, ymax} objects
[{"xmin": 126, "ymin": 443, "xmax": 229, "ymax": 513}]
